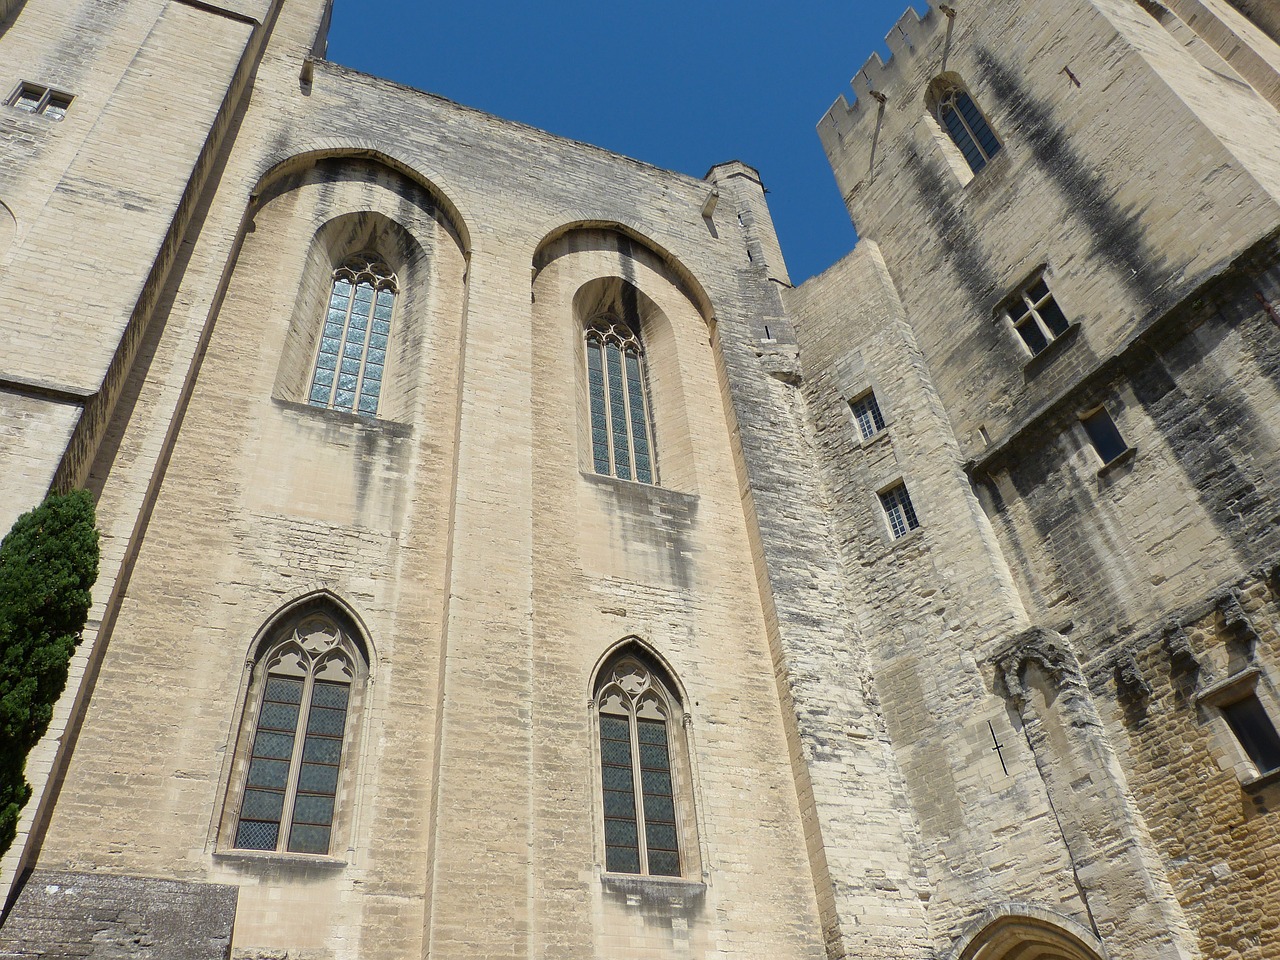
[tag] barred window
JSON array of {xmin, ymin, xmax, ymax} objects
[
  {"xmin": 595, "ymin": 651, "xmax": 687, "ymax": 877},
  {"xmin": 1006, "ymin": 276, "xmax": 1071, "ymax": 356},
  {"xmin": 880, "ymin": 483, "xmax": 921, "ymax": 539},
  {"xmin": 850, "ymin": 392, "xmax": 886, "ymax": 441},
  {"xmin": 232, "ymin": 612, "xmax": 365, "ymax": 857},
  {"xmin": 934, "ymin": 84, "xmax": 1001, "ymax": 174},
  {"xmin": 6, "ymin": 82, "xmax": 72, "ymax": 120},
  {"xmin": 585, "ymin": 318, "xmax": 656, "ymax": 484},
  {"xmin": 308, "ymin": 256, "xmax": 397, "ymax": 416}
]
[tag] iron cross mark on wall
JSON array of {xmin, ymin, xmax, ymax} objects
[{"xmin": 988, "ymin": 720, "xmax": 1009, "ymax": 776}]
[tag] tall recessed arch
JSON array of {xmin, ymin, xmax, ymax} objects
[{"xmin": 250, "ymin": 145, "xmax": 470, "ymax": 257}]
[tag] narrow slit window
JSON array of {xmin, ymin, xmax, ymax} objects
[
  {"xmin": 880, "ymin": 483, "xmax": 920, "ymax": 539},
  {"xmin": 585, "ymin": 318, "xmax": 655, "ymax": 484},
  {"xmin": 1080, "ymin": 407, "xmax": 1128, "ymax": 465},
  {"xmin": 850, "ymin": 392, "xmax": 886, "ymax": 441},
  {"xmin": 308, "ymin": 256, "xmax": 396, "ymax": 416}
]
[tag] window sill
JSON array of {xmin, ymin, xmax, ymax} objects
[
  {"xmin": 1242, "ymin": 766, "xmax": 1280, "ymax": 791},
  {"xmin": 272, "ymin": 397, "xmax": 413, "ymax": 436},
  {"xmin": 213, "ymin": 849, "xmax": 347, "ymax": 870},
  {"xmin": 1097, "ymin": 445, "xmax": 1137, "ymax": 477},
  {"xmin": 601, "ymin": 872, "xmax": 707, "ymax": 907},
  {"xmin": 1022, "ymin": 322, "xmax": 1081, "ymax": 375},
  {"xmin": 885, "ymin": 527, "xmax": 924, "ymax": 550},
  {"xmin": 581, "ymin": 470, "xmax": 698, "ymax": 504},
  {"xmin": 858, "ymin": 427, "xmax": 892, "ymax": 451}
]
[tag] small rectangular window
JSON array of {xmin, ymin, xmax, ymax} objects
[
  {"xmin": 1006, "ymin": 275, "xmax": 1071, "ymax": 356},
  {"xmin": 850, "ymin": 392, "xmax": 886, "ymax": 441},
  {"xmin": 880, "ymin": 483, "xmax": 920, "ymax": 539},
  {"xmin": 1080, "ymin": 407, "xmax": 1128, "ymax": 465},
  {"xmin": 1221, "ymin": 694, "xmax": 1280, "ymax": 775},
  {"xmin": 6, "ymin": 82, "xmax": 73, "ymax": 120}
]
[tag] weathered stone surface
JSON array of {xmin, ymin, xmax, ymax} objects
[{"xmin": 0, "ymin": 871, "xmax": 237, "ymax": 958}]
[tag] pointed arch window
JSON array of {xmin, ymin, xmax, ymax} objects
[
  {"xmin": 231, "ymin": 611, "xmax": 366, "ymax": 856},
  {"xmin": 308, "ymin": 255, "xmax": 397, "ymax": 416},
  {"xmin": 934, "ymin": 82, "xmax": 1002, "ymax": 173},
  {"xmin": 585, "ymin": 318, "xmax": 656, "ymax": 484},
  {"xmin": 594, "ymin": 651, "xmax": 687, "ymax": 876}
]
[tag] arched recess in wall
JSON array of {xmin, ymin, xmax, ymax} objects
[
  {"xmin": 242, "ymin": 154, "xmax": 468, "ymax": 426},
  {"xmin": 0, "ymin": 201, "xmax": 15, "ymax": 264},
  {"xmin": 948, "ymin": 908, "xmax": 1105, "ymax": 960},
  {"xmin": 531, "ymin": 224, "xmax": 715, "ymax": 493}
]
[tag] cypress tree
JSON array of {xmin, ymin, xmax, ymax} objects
[{"xmin": 0, "ymin": 490, "xmax": 99, "ymax": 857}]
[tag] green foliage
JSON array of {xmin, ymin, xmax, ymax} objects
[{"xmin": 0, "ymin": 490, "xmax": 99, "ymax": 858}]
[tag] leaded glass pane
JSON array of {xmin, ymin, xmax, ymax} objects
[
  {"xmin": 340, "ymin": 357, "xmax": 361, "ymax": 376},
  {"xmin": 316, "ymin": 352, "xmax": 337, "ymax": 371},
  {"xmin": 369, "ymin": 332, "xmax": 388, "ymax": 350},
  {"xmin": 641, "ymin": 768, "xmax": 671, "ymax": 796},
  {"xmin": 240, "ymin": 788, "xmax": 285, "ymax": 821},
  {"xmin": 606, "ymin": 845, "xmax": 640, "ymax": 874},
  {"xmin": 254, "ymin": 731, "xmax": 295, "ymax": 761},
  {"xmin": 335, "ymin": 389, "xmax": 356, "ymax": 410},
  {"xmin": 298, "ymin": 761, "xmax": 340, "ymax": 794},
  {"xmin": 357, "ymin": 395, "xmax": 379, "ymax": 415},
  {"xmin": 643, "ymin": 794, "xmax": 675, "ymax": 823},
  {"xmin": 259, "ymin": 702, "xmax": 300, "ymax": 731},
  {"xmin": 362, "ymin": 364, "xmax": 383, "ymax": 384},
  {"xmin": 309, "ymin": 384, "xmax": 332, "ymax": 404},
  {"xmin": 235, "ymin": 820, "xmax": 279, "ymax": 851},
  {"xmin": 303, "ymin": 736, "xmax": 343, "ymax": 764},
  {"xmin": 353, "ymin": 284, "xmax": 374, "ymax": 303},
  {"xmin": 312, "ymin": 368, "xmax": 334, "ymax": 388},
  {"xmin": 287, "ymin": 823, "xmax": 331, "ymax": 855},
  {"xmin": 307, "ymin": 706, "xmax": 347, "ymax": 737},
  {"xmin": 310, "ymin": 264, "xmax": 394, "ymax": 415},
  {"xmin": 606, "ymin": 343, "xmax": 632, "ymax": 480},
  {"xmin": 639, "ymin": 741, "xmax": 670, "ymax": 769},
  {"xmin": 587, "ymin": 341, "xmax": 611, "ymax": 474},
  {"xmin": 649, "ymin": 850, "xmax": 680, "ymax": 877},
  {"xmin": 601, "ymin": 737, "xmax": 632, "ymax": 765},
  {"xmin": 645, "ymin": 821, "xmax": 678, "ymax": 850},
  {"xmin": 625, "ymin": 350, "xmax": 653, "ymax": 484},
  {"xmin": 291, "ymin": 793, "xmax": 335, "ymax": 826},
  {"xmin": 604, "ymin": 789, "xmax": 636, "ymax": 818},
  {"xmin": 247, "ymin": 757, "xmax": 290, "ymax": 789},
  {"xmin": 605, "ymin": 818, "xmax": 638, "ymax": 847}
]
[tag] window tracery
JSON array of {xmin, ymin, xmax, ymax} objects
[
  {"xmin": 308, "ymin": 255, "xmax": 397, "ymax": 416},
  {"xmin": 595, "ymin": 653, "xmax": 684, "ymax": 876},
  {"xmin": 585, "ymin": 318, "xmax": 656, "ymax": 484},
  {"xmin": 232, "ymin": 612, "xmax": 364, "ymax": 856}
]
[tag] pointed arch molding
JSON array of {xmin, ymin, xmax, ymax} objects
[
  {"xmin": 946, "ymin": 906, "xmax": 1105, "ymax": 960},
  {"xmin": 246, "ymin": 588, "xmax": 376, "ymax": 671},
  {"xmin": 531, "ymin": 219, "xmax": 717, "ymax": 327},
  {"xmin": 249, "ymin": 142, "xmax": 471, "ymax": 257},
  {"xmin": 589, "ymin": 635, "xmax": 691, "ymax": 711}
]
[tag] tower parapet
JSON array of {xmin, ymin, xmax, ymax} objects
[{"xmin": 818, "ymin": 3, "xmax": 948, "ymax": 201}]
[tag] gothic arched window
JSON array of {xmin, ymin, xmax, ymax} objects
[
  {"xmin": 585, "ymin": 317, "xmax": 656, "ymax": 484},
  {"xmin": 308, "ymin": 255, "xmax": 397, "ymax": 416},
  {"xmin": 594, "ymin": 650, "xmax": 687, "ymax": 876},
  {"xmin": 933, "ymin": 81, "xmax": 1002, "ymax": 174},
  {"xmin": 231, "ymin": 610, "xmax": 367, "ymax": 856}
]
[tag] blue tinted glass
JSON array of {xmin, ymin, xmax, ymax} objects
[
  {"xmin": 247, "ymin": 757, "xmax": 290, "ymax": 789},
  {"xmin": 369, "ymin": 333, "xmax": 388, "ymax": 350},
  {"xmin": 376, "ymin": 289, "xmax": 395, "ymax": 307},
  {"xmin": 605, "ymin": 818, "xmax": 638, "ymax": 847},
  {"xmin": 291, "ymin": 793, "xmax": 335, "ymax": 825},
  {"xmin": 606, "ymin": 845, "xmax": 640, "ymax": 874},
  {"xmin": 335, "ymin": 389, "xmax": 355, "ymax": 409},
  {"xmin": 239, "ymin": 788, "xmax": 284, "ymax": 821},
  {"xmin": 357, "ymin": 395, "xmax": 379, "ymax": 415},
  {"xmin": 338, "ymin": 373, "xmax": 358, "ymax": 391},
  {"xmin": 353, "ymin": 284, "xmax": 374, "ymax": 303},
  {"xmin": 315, "ymin": 352, "xmax": 337, "ymax": 371},
  {"xmin": 340, "ymin": 357, "xmax": 361, "ymax": 376},
  {"xmin": 298, "ymin": 762, "xmax": 340, "ymax": 794},
  {"xmin": 307, "ymin": 706, "xmax": 347, "ymax": 737},
  {"xmin": 253, "ymin": 731, "xmax": 294, "ymax": 761},
  {"xmin": 287, "ymin": 823, "xmax": 331, "ymax": 855},
  {"xmin": 312, "ymin": 682, "xmax": 349, "ymax": 709},
  {"xmin": 259, "ymin": 702, "xmax": 299, "ymax": 731},
  {"xmin": 312, "ymin": 368, "xmax": 334, "ymax": 388},
  {"xmin": 235, "ymin": 819, "xmax": 279, "ymax": 851},
  {"xmin": 362, "ymin": 364, "xmax": 383, "ymax": 384}
]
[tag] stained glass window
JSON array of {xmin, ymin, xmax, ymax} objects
[
  {"xmin": 585, "ymin": 319, "xmax": 655, "ymax": 484},
  {"xmin": 595, "ymin": 652, "xmax": 685, "ymax": 877},
  {"xmin": 308, "ymin": 256, "xmax": 396, "ymax": 416},
  {"xmin": 935, "ymin": 85, "xmax": 1001, "ymax": 174},
  {"xmin": 233, "ymin": 614, "xmax": 361, "ymax": 857}
]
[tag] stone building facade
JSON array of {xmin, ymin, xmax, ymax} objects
[{"xmin": 0, "ymin": 0, "xmax": 1278, "ymax": 958}]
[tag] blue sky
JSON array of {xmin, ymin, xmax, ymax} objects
[{"xmin": 327, "ymin": 1, "xmax": 921, "ymax": 283}]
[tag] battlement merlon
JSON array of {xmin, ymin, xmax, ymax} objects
[{"xmin": 817, "ymin": 4, "xmax": 949, "ymax": 179}]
